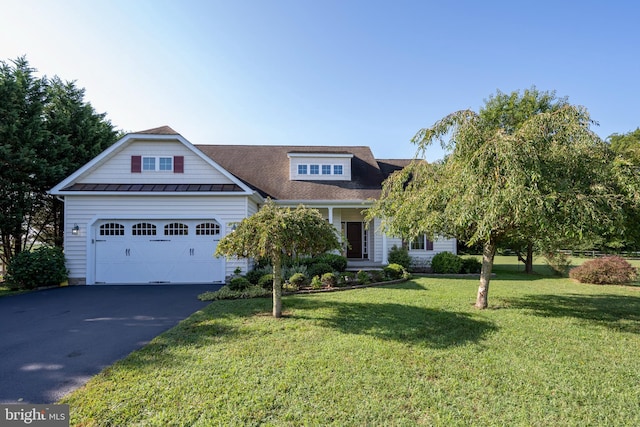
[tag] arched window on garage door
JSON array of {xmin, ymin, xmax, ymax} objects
[
  {"xmin": 99, "ymin": 223, "xmax": 125, "ymax": 236},
  {"xmin": 165, "ymin": 222, "xmax": 188, "ymax": 235},
  {"xmin": 196, "ymin": 222, "xmax": 220, "ymax": 235},
  {"xmin": 132, "ymin": 223, "xmax": 157, "ymax": 236}
]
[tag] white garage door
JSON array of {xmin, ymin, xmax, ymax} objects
[{"xmin": 94, "ymin": 219, "xmax": 224, "ymax": 284}]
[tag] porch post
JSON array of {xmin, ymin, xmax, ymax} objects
[
  {"xmin": 382, "ymin": 232, "xmax": 388, "ymax": 264},
  {"xmin": 328, "ymin": 207, "xmax": 334, "ymax": 225}
]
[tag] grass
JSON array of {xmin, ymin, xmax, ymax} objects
[{"xmin": 61, "ymin": 259, "xmax": 640, "ymax": 426}]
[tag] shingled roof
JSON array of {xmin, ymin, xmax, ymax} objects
[{"xmin": 196, "ymin": 145, "xmax": 411, "ymax": 201}]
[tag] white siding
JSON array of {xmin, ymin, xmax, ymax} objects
[
  {"xmin": 64, "ymin": 195, "xmax": 250, "ymax": 283},
  {"xmin": 77, "ymin": 140, "xmax": 235, "ymax": 184}
]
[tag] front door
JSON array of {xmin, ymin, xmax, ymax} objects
[{"xmin": 346, "ymin": 222, "xmax": 363, "ymax": 258}]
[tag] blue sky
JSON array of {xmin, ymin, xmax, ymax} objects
[{"xmin": 2, "ymin": 0, "xmax": 638, "ymax": 161}]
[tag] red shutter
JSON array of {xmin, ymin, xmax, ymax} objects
[
  {"xmin": 174, "ymin": 156, "xmax": 184, "ymax": 173},
  {"xmin": 131, "ymin": 156, "xmax": 141, "ymax": 173}
]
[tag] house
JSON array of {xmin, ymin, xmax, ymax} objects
[{"xmin": 50, "ymin": 126, "xmax": 456, "ymax": 285}]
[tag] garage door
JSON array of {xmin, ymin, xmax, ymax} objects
[{"xmin": 94, "ymin": 219, "xmax": 224, "ymax": 284}]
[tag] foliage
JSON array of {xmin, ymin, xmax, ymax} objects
[
  {"xmin": 569, "ymin": 256, "xmax": 637, "ymax": 285},
  {"xmin": 430, "ymin": 252, "xmax": 463, "ymax": 274},
  {"xmin": 544, "ymin": 252, "xmax": 573, "ymax": 276},
  {"xmin": 321, "ymin": 272, "xmax": 337, "ymax": 287},
  {"xmin": 356, "ymin": 270, "xmax": 371, "ymax": 285},
  {"xmin": 5, "ymin": 246, "xmax": 67, "ymax": 289},
  {"xmin": 310, "ymin": 275, "xmax": 322, "ymax": 289},
  {"xmin": 367, "ymin": 87, "xmax": 622, "ymax": 308},
  {"xmin": 608, "ymin": 127, "xmax": 640, "ymax": 163},
  {"xmin": 0, "ymin": 57, "xmax": 118, "ymax": 265},
  {"xmin": 388, "ymin": 244, "xmax": 411, "ymax": 268},
  {"xmin": 215, "ymin": 200, "xmax": 342, "ymax": 317},
  {"xmin": 228, "ymin": 277, "xmax": 252, "ymax": 291},
  {"xmin": 246, "ymin": 266, "xmax": 270, "ymax": 285},
  {"xmin": 384, "ymin": 263, "xmax": 406, "ymax": 280},
  {"xmin": 313, "ymin": 253, "xmax": 348, "ymax": 272},
  {"xmin": 258, "ymin": 274, "xmax": 274, "ymax": 290},
  {"xmin": 369, "ymin": 270, "xmax": 386, "ymax": 283},
  {"xmin": 461, "ymin": 257, "xmax": 482, "ymax": 274},
  {"xmin": 288, "ymin": 272, "xmax": 307, "ymax": 288},
  {"xmin": 198, "ymin": 285, "xmax": 270, "ymax": 301},
  {"xmin": 307, "ymin": 262, "xmax": 333, "ymax": 279}
]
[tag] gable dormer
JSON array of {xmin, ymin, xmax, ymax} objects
[{"xmin": 287, "ymin": 151, "xmax": 354, "ymax": 181}]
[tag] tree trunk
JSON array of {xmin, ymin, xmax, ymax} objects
[
  {"xmin": 272, "ymin": 257, "xmax": 283, "ymax": 318},
  {"xmin": 524, "ymin": 242, "xmax": 534, "ymax": 274},
  {"xmin": 475, "ymin": 239, "xmax": 497, "ymax": 309}
]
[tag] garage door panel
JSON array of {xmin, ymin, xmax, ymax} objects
[{"xmin": 94, "ymin": 219, "xmax": 224, "ymax": 284}]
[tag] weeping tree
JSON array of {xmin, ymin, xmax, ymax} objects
[
  {"xmin": 215, "ymin": 200, "xmax": 342, "ymax": 318},
  {"xmin": 368, "ymin": 88, "xmax": 622, "ymax": 309}
]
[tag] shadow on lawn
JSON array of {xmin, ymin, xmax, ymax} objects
[
  {"xmin": 507, "ymin": 293, "xmax": 640, "ymax": 334},
  {"xmin": 288, "ymin": 298, "xmax": 497, "ymax": 348}
]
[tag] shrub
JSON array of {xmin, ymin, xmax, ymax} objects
[
  {"xmin": 283, "ymin": 264, "xmax": 308, "ymax": 280},
  {"xmin": 6, "ymin": 246, "xmax": 68, "ymax": 290},
  {"xmin": 228, "ymin": 276, "xmax": 251, "ymax": 291},
  {"xmin": 307, "ymin": 262, "xmax": 333, "ymax": 279},
  {"xmin": 338, "ymin": 272, "xmax": 356, "ymax": 286},
  {"xmin": 258, "ymin": 273, "xmax": 274, "ymax": 289},
  {"xmin": 388, "ymin": 245, "xmax": 411, "ymax": 269},
  {"xmin": 430, "ymin": 252, "xmax": 463, "ymax": 274},
  {"xmin": 246, "ymin": 266, "xmax": 271, "ymax": 285},
  {"xmin": 289, "ymin": 272, "xmax": 307, "ymax": 288},
  {"xmin": 314, "ymin": 253, "xmax": 348, "ymax": 272},
  {"xmin": 321, "ymin": 272, "xmax": 337, "ymax": 287},
  {"xmin": 310, "ymin": 275, "xmax": 322, "ymax": 289},
  {"xmin": 569, "ymin": 256, "xmax": 637, "ymax": 285},
  {"xmin": 384, "ymin": 263, "xmax": 405, "ymax": 280},
  {"xmin": 461, "ymin": 257, "xmax": 482, "ymax": 274},
  {"xmin": 198, "ymin": 285, "xmax": 271, "ymax": 301},
  {"xmin": 369, "ymin": 270, "xmax": 386, "ymax": 283},
  {"xmin": 356, "ymin": 270, "xmax": 371, "ymax": 285}
]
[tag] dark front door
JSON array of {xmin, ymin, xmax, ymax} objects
[{"xmin": 346, "ymin": 222, "xmax": 363, "ymax": 258}]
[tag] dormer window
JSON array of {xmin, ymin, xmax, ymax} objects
[{"xmin": 288, "ymin": 152, "xmax": 353, "ymax": 181}]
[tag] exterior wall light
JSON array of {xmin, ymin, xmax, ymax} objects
[{"xmin": 72, "ymin": 224, "xmax": 80, "ymax": 235}]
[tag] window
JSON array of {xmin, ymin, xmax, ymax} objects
[
  {"xmin": 132, "ymin": 223, "xmax": 157, "ymax": 236},
  {"xmin": 298, "ymin": 164, "xmax": 308, "ymax": 175},
  {"xmin": 196, "ymin": 222, "xmax": 221, "ymax": 235},
  {"xmin": 410, "ymin": 234, "xmax": 434, "ymax": 251},
  {"xmin": 322, "ymin": 165, "xmax": 331, "ymax": 175},
  {"xmin": 142, "ymin": 157, "xmax": 156, "ymax": 171},
  {"xmin": 333, "ymin": 165, "xmax": 343, "ymax": 175},
  {"xmin": 142, "ymin": 156, "xmax": 173, "ymax": 172},
  {"xmin": 99, "ymin": 223, "xmax": 124, "ymax": 236},
  {"xmin": 310, "ymin": 164, "xmax": 319, "ymax": 175},
  {"xmin": 164, "ymin": 223, "xmax": 188, "ymax": 235},
  {"xmin": 159, "ymin": 157, "xmax": 173, "ymax": 171}
]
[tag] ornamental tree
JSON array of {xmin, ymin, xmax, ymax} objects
[
  {"xmin": 215, "ymin": 200, "xmax": 342, "ymax": 318},
  {"xmin": 368, "ymin": 88, "xmax": 622, "ymax": 309}
]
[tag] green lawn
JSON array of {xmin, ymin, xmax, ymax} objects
[{"xmin": 61, "ymin": 263, "xmax": 640, "ymax": 426}]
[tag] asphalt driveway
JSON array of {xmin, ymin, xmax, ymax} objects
[{"xmin": 0, "ymin": 284, "xmax": 220, "ymax": 404}]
